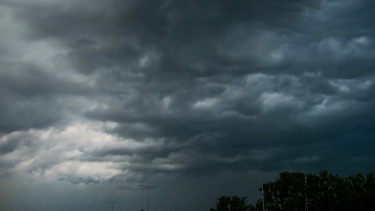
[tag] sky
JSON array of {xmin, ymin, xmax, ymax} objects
[{"xmin": 0, "ymin": 0, "xmax": 375, "ymax": 210}]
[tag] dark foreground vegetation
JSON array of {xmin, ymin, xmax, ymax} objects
[{"xmin": 210, "ymin": 171, "xmax": 375, "ymax": 211}]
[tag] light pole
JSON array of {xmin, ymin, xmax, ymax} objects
[
  {"xmin": 260, "ymin": 160, "xmax": 265, "ymax": 211},
  {"xmin": 107, "ymin": 201, "xmax": 119, "ymax": 211},
  {"xmin": 140, "ymin": 185, "xmax": 157, "ymax": 211}
]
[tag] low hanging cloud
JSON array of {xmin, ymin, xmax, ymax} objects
[{"xmin": 1, "ymin": 0, "xmax": 375, "ymax": 204}]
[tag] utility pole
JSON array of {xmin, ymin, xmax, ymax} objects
[
  {"xmin": 260, "ymin": 160, "xmax": 265, "ymax": 211},
  {"xmin": 140, "ymin": 185, "xmax": 158, "ymax": 211},
  {"xmin": 107, "ymin": 201, "xmax": 119, "ymax": 211}
]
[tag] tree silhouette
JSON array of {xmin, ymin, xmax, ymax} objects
[
  {"xmin": 252, "ymin": 171, "xmax": 375, "ymax": 211},
  {"xmin": 210, "ymin": 195, "xmax": 252, "ymax": 211}
]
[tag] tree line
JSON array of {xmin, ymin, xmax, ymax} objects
[{"xmin": 210, "ymin": 171, "xmax": 375, "ymax": 211}]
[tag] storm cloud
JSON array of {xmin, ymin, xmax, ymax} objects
[{"xmin": 1, "ymin": 0, "xmax": 375, "ymax": 210}]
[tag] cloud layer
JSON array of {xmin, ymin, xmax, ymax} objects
[{"xmin": 1, "ymin": 0, "xmax": 375, "ymax": 210}]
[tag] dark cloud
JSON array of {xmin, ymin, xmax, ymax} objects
[
  {"xmin": 0, "ymin": 66, "xmax": 93, "ymax": 133},
  {"xmin": 1, "ymin": 0, "xmax": 375, "ymax": 210}
]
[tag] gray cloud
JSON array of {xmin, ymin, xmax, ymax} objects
[{"xmin": 1, "ymin": 0, "xmax": 375, "ymax": 210}]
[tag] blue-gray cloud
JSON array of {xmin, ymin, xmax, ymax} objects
[{"xmin": 1, "ymin": 0, "xmax": 374, "ymax": 210}]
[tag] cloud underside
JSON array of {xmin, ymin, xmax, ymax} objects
[{"xmin": 1, "ymin": 0, "xmax": 375, "ymax": 185}]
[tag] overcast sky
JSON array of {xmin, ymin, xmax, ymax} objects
[{"xmin": 1, "ymin": 0, "xmax": 375, "ymax": 210}]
